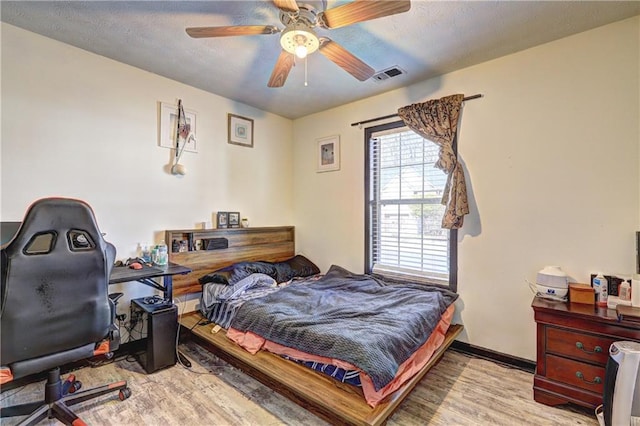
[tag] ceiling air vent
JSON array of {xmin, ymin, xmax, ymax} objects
[{"xmin": 372, "ymin": 66, "xmax": 406, "ymax": 83}]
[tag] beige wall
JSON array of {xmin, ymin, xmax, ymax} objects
[
  {"xmin": 1, "ymin": 23, "xmax": 294, "ymax": 311},
  {"xmin": 2, "ymin": 17, "xmax": 639, "ymax": 360},
  {"xmin": 292, "ymin": 17, "xmax": 640, "ymax": 360}
]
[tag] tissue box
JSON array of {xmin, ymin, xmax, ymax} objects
[{"xmin": 569, "ymin": 283, "xmax": 595, "ymax": 305}]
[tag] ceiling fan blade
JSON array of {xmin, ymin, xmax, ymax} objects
[
  {"xmin": 273, "ymin": 0, "xmax": 299, "ymax": 13},
  {"xmin": 186, "ymin": 25, "xmax": 279, "ymax": 38},
  {"xmin": 320, "ymin": 0, "xmax": 411, "ymax": 29},
  {"xmin": 268, "ymin": 51, "xmax": 295, "ymax": 88},
  {"xmin": 318, "ymin": 38, "xmax": 374, "ymax": 81}
]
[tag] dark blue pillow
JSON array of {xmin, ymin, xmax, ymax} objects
[{"xmin": 198, "ymin": 255, "xmax": 319, "ymax": 286}]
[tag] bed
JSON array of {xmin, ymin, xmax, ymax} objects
[{"xmin": 168, "ymin": 226, "xmax": 463, "ymax": 426}]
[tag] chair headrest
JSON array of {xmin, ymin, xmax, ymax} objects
[{"xmin": 4, "ymin": 197, "xmax": 108, "ymax": 256}]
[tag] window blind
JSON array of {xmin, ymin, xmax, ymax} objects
[{"xmin": 368, "ymin": 126, "xmax": 450, "ymax": 285}]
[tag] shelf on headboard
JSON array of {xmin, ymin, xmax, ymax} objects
[{"xmin": 165, "ymin": 226, "xmax": 295, "ymax": 296}]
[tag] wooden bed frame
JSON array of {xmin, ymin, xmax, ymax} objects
[{"xmin": 167, "ymin": 226, "xmax": 463, "ymax": 426}]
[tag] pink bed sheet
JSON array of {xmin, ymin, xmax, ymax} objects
[{"xmin": 227, "ymin": 303, "xmax": 455, "ymax": 407}]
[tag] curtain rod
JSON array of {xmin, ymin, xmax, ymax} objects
[{"xmin": 350, "ymin": 93, "xmax": 483, "ymax": 128}]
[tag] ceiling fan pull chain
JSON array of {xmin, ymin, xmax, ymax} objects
[{"xmin": 304, "ymin": 56, "xmax": 308, "ymax": 87}]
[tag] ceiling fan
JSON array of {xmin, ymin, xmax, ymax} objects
[{"xmin": 186, "ymin": 0, "xmax": 411, "ymax": 88}]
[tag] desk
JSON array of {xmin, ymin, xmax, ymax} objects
[
  {"xmin": 109, "ymin": 262, "xmax": 192, "ymax": 370},
  {"xmin": 109, "ymin": 262, "xmax": 191, "ymax": 301}
]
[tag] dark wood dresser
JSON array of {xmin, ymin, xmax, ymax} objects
[{"xmin": 532, "ymin": 297, "xmax": 640, "ymax": 408}]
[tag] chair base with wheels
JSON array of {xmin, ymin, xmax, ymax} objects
[{"xmin": 1, "ymin": 367, "xmax": 130, "ymax": 426}]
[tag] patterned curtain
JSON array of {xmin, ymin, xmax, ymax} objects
[{"xmin": 397, "ymin": 94, "xmax": 468, "ymax": 229}]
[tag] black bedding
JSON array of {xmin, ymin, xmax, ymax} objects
[
  {"xmin": 230, "ymin": 265, "xmax": 458, "ymax": 391},
  {"xmin": 199, "ymin": 255, "xmax": 320, "ymax": 286}
]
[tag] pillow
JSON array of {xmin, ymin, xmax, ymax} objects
[
  {"xmin": 274, "ymin": 255, "xmax": 320, "ymax": 282},
  {"xmin": 198, "ymin": 264, "xmax": 234, "ymax": 285},
  {"xmin": 198, "ymin": 255, "xmax": 320, "ymax": 286},
  {"xmin": 198, "ymin": 261, "xmax": 276, "ymax": 285},
  {"xmin": 228, "ymin": 261, "xmax": 278, "ymax": 283}
]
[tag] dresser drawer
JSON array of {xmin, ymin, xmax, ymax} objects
[
  {"xmin": 546, "ymin": 354, "xmax": 605, "ymax": 394},
  {"xmin": 546, "ymin": 327, "xmax": 613, "ymax": 365}
]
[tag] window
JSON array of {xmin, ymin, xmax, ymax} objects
[{"xmin": 365, "ymin": 121, "xmax": 457, "ymax": 289}]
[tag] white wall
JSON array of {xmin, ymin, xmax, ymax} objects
[
  {"xmin": 1, "ymin": 23, "xmax": 294, "ymax": 316},
  {"xmin": 292, "ymin": 17, "xmax": 640, "ymax": 360}
]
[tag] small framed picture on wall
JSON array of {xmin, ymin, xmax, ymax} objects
[
  {"xmin": 317, "ymin": 135, "xmax": 340, "ymax": 172},
  {"xmin": 159, "ymin": 102, "xmax": 198, "ymax": 152},
  {"xmin": 216, "ymin": 212, "xmax": 228, "ymax": 229},
  {"xmin": 228, "ymin": 114, "xmax": 254, "ymax": 148}
]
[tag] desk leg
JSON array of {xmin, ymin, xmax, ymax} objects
[
  {"xmin": 162, "ymin": 275, "xmax": 191, "ymax": 368},
  {"xmin": 162, "ymin": 275, "xmax": 173, "ymax": 302}
]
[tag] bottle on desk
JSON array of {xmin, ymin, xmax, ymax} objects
[{"xmin": 153, "ymin": 241, "xmax": 168, "ymax": 266}]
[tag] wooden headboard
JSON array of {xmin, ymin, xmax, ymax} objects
[{"xmin": 165, "ymin": 226, "xmax": 294, "ymax": 296}]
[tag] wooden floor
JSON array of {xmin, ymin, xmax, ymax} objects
[{"xmin": 0, "ymin": 341, "xmax": 597, "ymax": 425}]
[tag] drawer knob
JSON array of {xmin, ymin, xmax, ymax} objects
[
  {"xmin": 575, "ymin": 371, "xmax": 602, "ymax": 385},
  {"xmin": 575, "ymin": 342, "xmax": 602, "ymax": 354}
]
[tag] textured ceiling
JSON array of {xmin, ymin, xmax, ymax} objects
[{"xmin": 2, "ymin": 1, "xmax": 639, "ymax": 119}]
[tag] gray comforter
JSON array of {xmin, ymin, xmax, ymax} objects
[{"xmin": 231, "ymin": 265, "xmax": 458, "ymax": 391}]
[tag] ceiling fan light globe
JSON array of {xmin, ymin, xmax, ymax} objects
[
  {"xmin": 280, "ymin": 27, "xmax": 319, "ymax": 57},
  {"xmin": 295, "ymin": 45, "xmax": 308, "ymax": 58}
]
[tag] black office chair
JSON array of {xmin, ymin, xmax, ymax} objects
[{"xmin": 0, "ymin": 197, "xmax": 130, "ymax": 425}]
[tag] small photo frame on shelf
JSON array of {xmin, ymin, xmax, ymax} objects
[
  {"xmin": 216, "ymin": 212, "xmax": 228, "ymax": 229},
  {"xmin": 228, "ymin": 212, "xmax": 240, "ymax": 228},
  {"xmin": 159, "ymin": 102, "xmax": 198, "ymax": 152},
  {"xmin": 228, "ymin": 113, "xmax": 254, "ymax": 148},
  {"xmin": 317, "ymin": 135, "xmax": 340, "ymax": 172}
]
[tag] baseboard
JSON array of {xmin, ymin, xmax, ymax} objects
[{"xmin": 450, "ymin": 341, "xmax": 536, "ymax": 373}]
